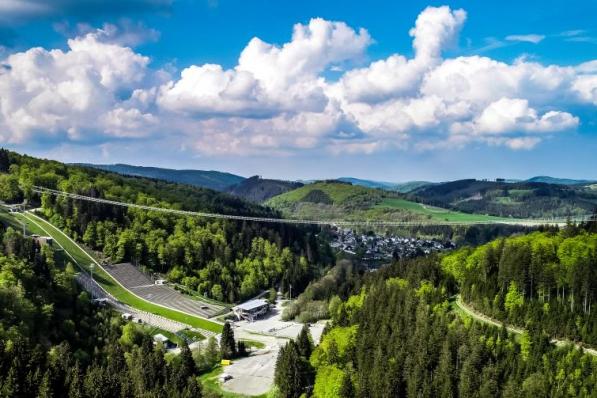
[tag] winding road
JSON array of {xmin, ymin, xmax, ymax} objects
[{"xmin": 454, "ymin": 295, "xmax": 597, "ymax": 357}]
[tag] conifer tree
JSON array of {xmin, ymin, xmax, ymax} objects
[
  {"xmin": 296, "ymin": 324, "xmax": 313, "ymax": 358},
  {"xmin": 220, "ymin": 322, "xmax": 236, "ymax": 359}
]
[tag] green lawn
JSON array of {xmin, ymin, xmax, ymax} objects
[
  {"xmin": 374, "ymin": 198, "xmax": 508, "ymax": 222},
  {"xmin": 240, "ymin": 339, "xmax": 266, "ymax": 349},
  {"xmin": 14, "ymin": 211, "xmax": 222, "ymax": 333}
]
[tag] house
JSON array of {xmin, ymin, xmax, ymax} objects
[
  {"xmin": 153, "ymin": 333, "xmax": 176, "ymax": 349},
  {"xmin": 33, "ymin": 236, "xmax": 53, "ymax": 246},
  {"xmin": 232, "ymin": 299, "xmax": 269, "ymax": 321}
]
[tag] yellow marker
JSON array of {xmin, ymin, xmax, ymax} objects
[{"xmin": 221, "ymin": 359, "xmax": 231, "ymax": 366}]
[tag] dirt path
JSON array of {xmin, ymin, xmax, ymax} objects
[{"xmin": 454, "ymin": 295, "xmax": 597, "ymax": 357}]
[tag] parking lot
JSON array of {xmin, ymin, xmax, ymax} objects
[{"xmin": 219, "ymin": 301, "xmax": 326, "ymax": 396}]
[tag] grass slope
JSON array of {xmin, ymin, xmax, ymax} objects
[
  {"xmin": 266, "ymin": 182, "xmax": 507, "ymax": 223},
  {"xmin": 14, "ymin": 211, "xmax": 222, "ymax": 333}
]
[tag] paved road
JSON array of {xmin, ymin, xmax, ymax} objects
[
  {"xmin": 218, "ymin": 302, "xmax": 326, "ymax": 396},
  {"xmin": 454, "ymin": 295, "xmax": 597, "ymax": 357}
]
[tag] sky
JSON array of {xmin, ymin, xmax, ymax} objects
[{"xmin": 0, "ymin": 0, "xmax": 596, "ymax": 182}]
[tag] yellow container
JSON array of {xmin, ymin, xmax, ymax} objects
[{"xmin": 221, "ymin": 359, "xmax": 231, "ymax": 366}]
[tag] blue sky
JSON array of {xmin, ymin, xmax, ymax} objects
[{"xmin": 0, "ymin": 0, "xmax": 596, "ymax": 181}]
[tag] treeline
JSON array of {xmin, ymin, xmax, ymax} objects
[
  {"xmin": 410, "ymin": 179, "xmax": 597, "ymax": 218},
  {"xmin": 282, "ymin": 260, "xmax": 362, "ymax": 323},
  {"xmin": 442, "ymin": 221, "xmax": 597, "ymax": 346},
  {"xmin": 1, "ymin": 149, "xmax": 333, "ymax": 302},
  {"xmin": 292, "ymin": 253, "xmax": 597, "ymax": 397},
  {"xmin": 0, "ymin": 224, "xmax": 204, "ymax": 397}
]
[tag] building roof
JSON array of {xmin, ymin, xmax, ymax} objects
[
  {"xmin": 234, "ymin": 299, "xmax": 268, "ymax": 312},
  {"xmin": 153, "ymin": 333, "xmax": 170, "ymax": 343}
]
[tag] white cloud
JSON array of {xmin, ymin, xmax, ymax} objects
[
  {"xmin": 469, "ymin": 98, "xmax": 578, "ymax": 134},
  {"xmin": 506, "ymin": 34, "xmax": 545, "ymax": 44},
  {"xmin": 158, "ymin": 18, "xmax": 370, "ymax": 117},
  {"xmin": 409, "ymin": 6, "xmax": 466, "ymax": 61},
  {"xmin": 0, "ymin": 6, "xmax": 595, "ymax": 156},
  {"xmin": 504, "ymin": 137, "xmax": 541, "ymax": 150},
  {"xmin": 0, "ymin": 28, "xmax": 157, "ymax": 144}
]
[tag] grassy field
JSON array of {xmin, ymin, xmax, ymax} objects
[
  {"xmin": 374, "ymin": 198, "xmax": 508, "ymax": 222},
  {"xmin": 239, "ymin": 339, "xmax": 266, "ymax": 349},
  {"xmin": 267, "ymin": 181, "xmax": 509, "ymax": 224},
  {"xmin": 267, "ymin": 181, "xmax": 374, "ymax": 206},
  {"xmin": 11, "ymin": 211, "xmax": 222, "ymax": 333}
]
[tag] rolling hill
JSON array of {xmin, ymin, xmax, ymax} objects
[
  {"xmin": 75, "ymin": 163, "xmax": 245, "ymax": 191},
  {"xmin": 337, "ymin": 177, "xmax": 433, "ymax": 193},
  {"xmin": 526, "ymin": 176, "xmax": 596, "ymax": 186},
  {"xmin": 410, "ymin": 179, "xmax": 597, "ymax": 218},
  {"xmin": 266, "ymin": 181, "xmax": 506, "ymax": 223},
  {"xmin": 225, "ymin": 175, "xmax": 303, "ymax": 202}
]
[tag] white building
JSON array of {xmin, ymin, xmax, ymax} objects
[{"xmin": 232, "ymin": 299, "xmax": 269, "ymax": 322}]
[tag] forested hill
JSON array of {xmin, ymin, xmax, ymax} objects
[
  {"xmin": 275, "ymin": 222, "xmax": 597, "ymax": 397},
  {"xmin": 410, "ymin": 179, "xmax": 597, "ymax": 218},
  {"xmin": 75, "ymin": 162, "xmax": 245, "ymax": 191},
  {"xmin": 442, "ymin": 221, "xmax": 597, "ymax": 346},
  {"xmin": 526, "ymin": 176, "xmax": 597, "ymax": 186},
  {"xmin": 0, "ymin": 223, "xmax": 205, "ymax": 397},
  {"xmin": 0, "ymin": 149, "xmax": 333, "ymax": 303},
  {"xmin": 266, "ymin": 180, "xmax": 507, "ymax": 224},
  {"xmin": 226, "ymin": 175, "xmax": 303, "ymax": 202}
]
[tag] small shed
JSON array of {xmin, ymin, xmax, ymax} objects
[{"xmin": 153, "ymin": 333, "xmax": 176, "ymax": 349}]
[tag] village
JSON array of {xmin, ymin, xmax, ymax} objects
[{"xmin": 329, "ymin": 227, "xmax": 454, "ymax": 261}]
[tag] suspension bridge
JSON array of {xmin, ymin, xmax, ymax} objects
[{"xmin": 31, "ymin": 186, "xmax": 592, "ymax": 227}]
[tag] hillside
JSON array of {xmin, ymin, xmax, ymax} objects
[
  {"xmin": 266, "ymin": 181, "xmax": 506, "ymax": 223},
  {"xmin": 526, "ymin": 175, "xmax": 596, "ymax": 186},
  {"xmin": 0, "ymin": 149, "xmax": 329, "ymax": 304},
  {"xmin": 226, "ymin": 175, "xmax": 303, "ymax": 202},
  {"xmin": 76, "ymin": 163, "xmax": 245, "ymax": 191},
  {"xmin": 410, "ymin": 179, "xmax": 597, "ymax": 218},
  {"xmin": 281, "ymin": 223, "xmax": 597, "ymax": 397},
  {"xmin": 337, "ymin": 177, "xmax": 433, "ymax": 193}
]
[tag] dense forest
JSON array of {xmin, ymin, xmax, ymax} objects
[
  {"xmin": 0, "ymin": 149, "xmax": 333, "ymax": 303},
  {"xmin": 410, "ymin": 179, "xmax": 597, "ymax": 219},
  {"xmin": 0, "ymin": 223, "xmax": 210, "ymax": 397},
  {"xmin": 442, "ymin": 220, "xmax": 597, "ymax": 346},
  {"xmin": 276, "ymin": 222, "xmax": 597, "ymax": 397}
]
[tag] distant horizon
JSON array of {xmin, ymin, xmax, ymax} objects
[{"xmin": 68, "ymin": 159, "xmax": 597, "ymax": 184}]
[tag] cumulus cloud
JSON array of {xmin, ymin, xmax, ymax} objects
[
  {"xmin": 0, "ymin": 28, "xmax": 159, "ymax": 144},
  {"xmin": 157, "ymin": 18, "xmax": 370, "ymax": 117},
  {"xmin": 0, "ymin": 5, "xmax": 595, "ymax": 156}
]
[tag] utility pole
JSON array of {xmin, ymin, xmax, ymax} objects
[{"xmin": 289, "ymin": 284, "xmax": 292, "ymax": 300}]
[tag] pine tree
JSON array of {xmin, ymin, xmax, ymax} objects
[
  {"xmin": 205, "ymin": 336, "xmax": 220, "ymax": 365},
  {"xmin": 179, "ymin": 342, "xmax": 198, "ymax": 381},
  {"xmin": 68, "ymin": 361, "xmax": 83, "ymax": 398},
  {"xmin": 274, "ymin": 340, "xmax": 312, "ymax": 398},
  {"xmin": 38, "ymin": 370, "xmax": 54, "ymax": 398},
  {"xmin": 296, "ymin": 324, "xmax": 313, "ymax": 359},
  {"xmin": 339, "ymin": 371, "xmax": 355, "ymax": 398},
  {"xmin": 220, "ymin": 322, "xmax": 236, "ymax": 359}
]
